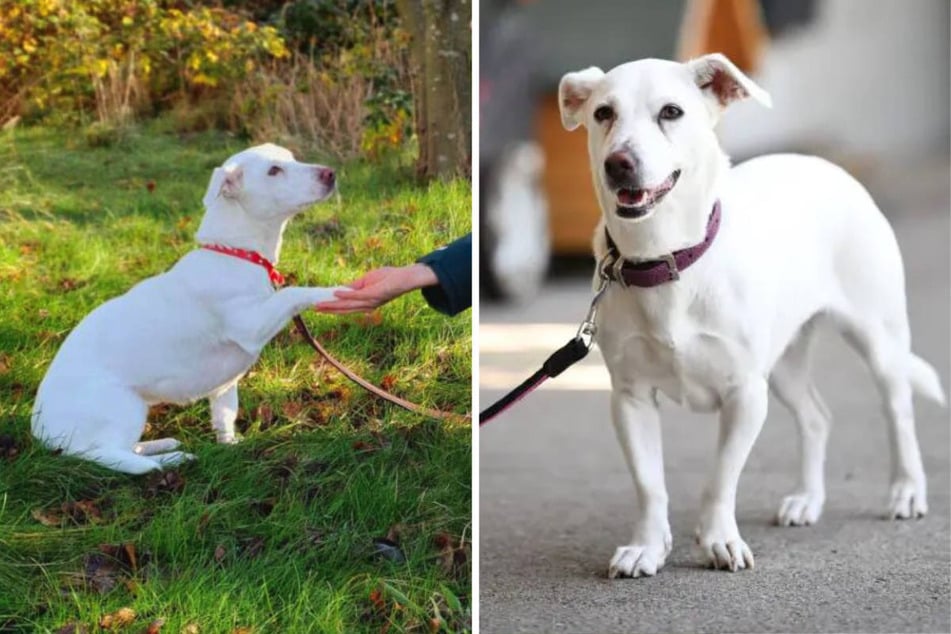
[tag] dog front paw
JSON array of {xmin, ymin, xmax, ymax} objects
[
  {"xmin": 216, "ymin": 433, "xmax": 243, "ymax": 445},
  {"xmin": 695, "ymin": 534, "xmax": 754, "ymax": 572},
  {"xmin": 776, "ymin": 491, "xmax": 824, "ymax": 526},
  {"xmin": 608, "ymin": 539, "xmax": 671, "ymax": 579},
  {"xmin": 695, "ymin": 508, "xmax": 753, "ymax": 572},
  {"xmin": 887, "ymin": 478, "xmax": 927, "ymax": 519}
]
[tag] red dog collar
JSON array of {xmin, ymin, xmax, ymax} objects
[{"xmin": 199, "ymin": 244, "xmax": 285, "ymax": 287}]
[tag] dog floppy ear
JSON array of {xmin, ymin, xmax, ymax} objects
[
  {"xmin": 558, "ymin": 67, "xmax": 605, "ymax": 131},
  {"xmin": 202, "ymin": 165, "xmax": 244, "ymax": 207},
  {"xmin": 686, "ymin": 53, "xmax": 771, "ymax": 113}
]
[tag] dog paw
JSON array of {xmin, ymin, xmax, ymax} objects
[
  {"xmin": 695, "ymin": 504, "xmax": 753, "ymax": 571},
  {"xmin": 887, "ymin": 478, "xmax": 927, "ymax": 519},
  {"xmin": 776, "ymin": 491, "xmax": 824, "ymax": 526},
  {"xmin": 608, "ymin": 540, "xmax": 670, "ymax": 579},
  {"xmin": 154, "ymin": 451, "xmax": 196, "ymax": 468},
  {"xmin": 216, "ymin": 433, "xmax": 242, "ymax": 445},
  {"xmin": 695, "ymin": 535, "xmax": 754, "ymax": 572}
]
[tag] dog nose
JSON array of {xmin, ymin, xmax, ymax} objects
[
  {"xmin": 604, "ymin": 151, "xmax": 637, "ymax": 185},
  {"xmin": 317, "ymin": 167, "xmax": 335, "ymax": 187}
]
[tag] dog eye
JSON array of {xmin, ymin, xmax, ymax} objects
[
  {"xmin": 267, "ymin": 165, "xmax": 283, "ymax": 176},
  {"xmin": 593, "ymin": 105, "xmax": 615, "ymax": 123},
  {"xmin": 659, "ymin": 104, "xmax": 683, "ymax": 121}
]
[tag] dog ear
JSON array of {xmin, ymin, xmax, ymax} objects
[
  {"xmin": 202, "ymin": 165, "xmax": 244, "ymax": 207},
  {"xmin": 558, "ymin": 67, "xmax": 605, "ymax": 131},
  {"xmin": 686, "ymin": 53, "xmax": 771, "ymax": 112}
]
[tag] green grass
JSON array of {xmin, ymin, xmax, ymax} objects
[{"xmin": 0, "ymin": 124, "xmax": 471, "ymax": 633}]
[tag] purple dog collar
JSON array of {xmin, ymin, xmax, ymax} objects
[{"xmin": 603, "ymin": 200, "xmax": 722, "ymax": 288}]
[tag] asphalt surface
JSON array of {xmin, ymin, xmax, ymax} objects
[{"xmin": 478, "ymin": 168, "xmax": 950, "ymax": 633}]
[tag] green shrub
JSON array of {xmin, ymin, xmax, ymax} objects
[
  {"xmin": 0, "ymin": 0, "xmax": 288, "ymax": 125},
  {"xmin": 0, "ymin": 0, "xmax": 414, "ymax": 162}
]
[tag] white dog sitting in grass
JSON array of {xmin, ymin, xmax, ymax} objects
[{"xmin": 32, "ymin": 144, "xmax": 344, "ymax": 474}]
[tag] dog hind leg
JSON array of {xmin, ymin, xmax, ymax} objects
[
  {"xmin": 151, "ymin": 450, "xmax": 197, "ymax": 468},
  {"xmin": 837, "ymin": 313, "xmax": 927, "ymax": 519},
  {"xmin": 770, "ymin": 322, "xmax": 831, "ymax": 526},
  {"xmin": 80, "ymin": 448, "xmax": 165, "ymax": 475},
  {"xmin": 134, "ymin": 438, "xmax": 181, "ymax": 455}
]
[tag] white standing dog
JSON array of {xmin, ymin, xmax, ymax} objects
[
  {"xmin": 557, "ymin": 54, "xmax": 945, "ymax": 577},
  {"xmin": 32, "ymin": 144, "xmax": 344, "ymax": 474}
]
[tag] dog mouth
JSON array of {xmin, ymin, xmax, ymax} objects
[{"xmin": 614, "ymin": 170, "xmax": 681, "ymax": 219}]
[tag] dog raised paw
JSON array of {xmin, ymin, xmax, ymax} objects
[
  {"xmin": 608, "ymin": 542, "xmax": 670, "ymax": 579},
  {"xmin": 776, "ymin": 491, "xmax": 824, "ymax": 526},
  {"xmin": 887, "ymin": 478, "xmax": 927, "ymax": 519}
]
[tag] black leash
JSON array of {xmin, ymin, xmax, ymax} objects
[{"xmin": 479, "ymin": 278, "xmax": 608, "ymax": 425}]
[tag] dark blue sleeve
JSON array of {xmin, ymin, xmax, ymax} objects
[{"xmin": 416, "ymin": 234, "xmax": 472, "ymax": 316}]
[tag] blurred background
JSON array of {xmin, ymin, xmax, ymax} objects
[
  {"xmin": 479, "ymin": 2, "xmax": 950, "ymax": 632},
  {"xmin": 480, "ymin": 0, "xmax": 949, "ymax": 298}
]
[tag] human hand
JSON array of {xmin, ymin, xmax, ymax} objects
[{"xmin": 313, "ymin": 263, "xmax": 438, "ymax": 314}]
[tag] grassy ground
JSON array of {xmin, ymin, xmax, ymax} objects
[{"xmin": 0, "ymin": 125, "xmax": 471, "ymax": 633}]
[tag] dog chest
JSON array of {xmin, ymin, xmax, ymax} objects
[{"xmin": 596, "ymin": 289, "xmax": 749, "ymax": 412}]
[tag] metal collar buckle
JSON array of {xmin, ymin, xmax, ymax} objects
[{"xmin": 660, "ymin": 253, "xmax": 680, "ymax": 281}]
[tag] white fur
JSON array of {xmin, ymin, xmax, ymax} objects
[
  {"xmin": 559, "ymin": 54, "xmax": 945, "ymax": 577},
  {"xmin": 32, "ymin": 144, "xmax": 345, "ymax": 474}
]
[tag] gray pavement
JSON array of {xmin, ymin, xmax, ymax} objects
[{"xmin": 479, "ymin": 182, "xmax": 950, "ymax": 633}]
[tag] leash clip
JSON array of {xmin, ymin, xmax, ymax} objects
[{"xmin": 575, "ymin": 277, "xmax": 608, "ymax": 349}]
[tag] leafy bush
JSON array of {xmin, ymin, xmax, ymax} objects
[
  {"xmin": 0, "ymin": 0, "xmax": 288, "ymax": 125},
  {"xmin": 229, "ymin": 0, "xmax": 412, "ymax": 160},
  {"xmin": 0, "ymin": 0, "xmax": 413, "ymax": 161}
]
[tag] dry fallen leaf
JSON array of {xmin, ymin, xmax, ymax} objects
[
  {"xmin": 0, "ymin": 353, "xmax": 10, "ymax": 375},
  {"xmin": 434, "ymin": 532, "xmax": 469, "ymax": 578},
  {"xmin": 380, "ymin": 374, "xmax": 397, "ymax": 391},
  {"xmin": 385, "ymin": 523, "xmax": 405, "ymax": 544},
  {"xmin": 62, "ymin": 500, "xmax": 103, "ymax": 524},
  {"xmin": 352, "ymin": 440, "xmax": 378, "ymax": 454},
  {"xmin": 99, "ymin": 542, "xmax": 140, "ymax": 574},
  {"xmin": 98, "ymin": 606, "xmax": 135, "ymax": 629},
  {"xmin": 356, "ymin": 310, "xmax": 383, "ymax": 327},
  {"xmin": 214, "ymin": 544, "xmax": 227, "ymax": 564},
  {"xmin": 281, "ymin": 400, "xmax": 305, "ymax": 420},
  {"xmin": 254, "ymin": 402, "xmax": 274, "ymax": 426},
  {"xmin": 70, "ymin": 542, "xmax": 144, "ymax": 595},
  {"xmin": 59, "ymin": 278, "xmax": 84, "ymax": 292},
  {"xmin": 31, "ymin": 507, "xmax": 62, "ymax": 527},
  {"xmin": 182, "ymin": 623, "xmax": 200, "ymax": 634},
  {"xmin": 54, "ymin": 623, "xmax": 89, "ymax": 634},
  {"xmin": 142, "ymin": 618, "xmax": 165, "ymax": 633},
  {"xmin": 145, "ymin": 470, "xmax": 185, "ymax": 496}
]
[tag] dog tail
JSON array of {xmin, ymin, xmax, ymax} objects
[{"xmin": 909, "ymin": 354, "xmax": 946, "ymax": 406}]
